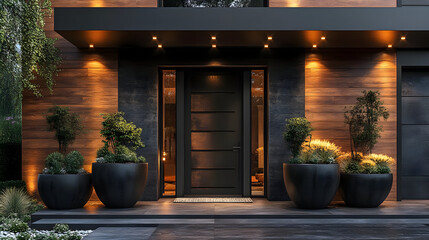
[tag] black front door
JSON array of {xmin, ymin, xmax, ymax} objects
[{"xmin": 184, "ymin": 69, "xmax": 243, "ymax": 196}]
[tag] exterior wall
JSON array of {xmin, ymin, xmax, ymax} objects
[
  {"xmin": 305, "ymin": 49, "xmax": 397, "ymax": 200},
  {"xmin": 269, "ymin": 0, "xmax": 397, "ymax": 7},
  {"xmin": 118, "ymin": 48, "xmax": 305, "ymax": 200},
  {"xmin": 21, "ymin": 0, "xmax": 155, "ymax": 195}
]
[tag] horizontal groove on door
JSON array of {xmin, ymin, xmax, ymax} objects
[
  {"xmin": 192, "ymin": 112, "xmax": 238, "ymax": 131},
  {"xmin": 191, "ymin": 151, "xmax": 237, "ymax": 169},
  {"xmin": 191, "ymin": 130, "xmax": 235, "ymax": 132},
  {"xmin": 191, "ymin": 132, "xmax": 238, "ymax": 150},
  {"xmin": 191, "ymin": 168, "xmax": 235, "ymax": 170},
  {"xmin": 191, "ymin": 169, "xmax": 238, "ymax": 188},
  {"xmin": 191, "ymin": 94, "xmax": 238, "ymax": 112}
]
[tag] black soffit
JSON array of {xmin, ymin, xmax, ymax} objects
[{"xmin": 54, "ymin": 7, "xmax": 429, "ymax": 48}]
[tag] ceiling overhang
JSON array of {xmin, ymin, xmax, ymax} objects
[{"xmin": 55, "ymin": 7, "xmax": 429, "ymax": 48}]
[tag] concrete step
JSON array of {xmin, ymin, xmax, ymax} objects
[{"xmin": 31, "ymin": 217, "xmax": 429, "ymax": 230}]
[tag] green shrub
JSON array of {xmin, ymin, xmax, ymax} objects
[
  {"xmin": 46, "ymin": 106, "xmax": 84, "ymax": 154},
  {"xmin": 96, "ymin": 112, "xmax": 146, "ymax": 163},
  {"xmin": 66, "ymin": 233, "xmax": 82, "ymax": 240},
  {"xmin": 294, "ymin": 139, "xmax": 340, "ymax": 164},
  {"xmin": 17, "ymin": 232, "xmax": 31, "ymax": 240},
  {"xmin": 0, "ymin": 116, "xmax": 21, "ymax": 144},
  {"xmin": 53, "ymin": 223, "xmax": 70, "ymax": 233},
  {"xmin": 338, "ymin": 152, "xmax": 395, "ymax": 174},
  {"xmin": 0, "ymin": 180, "xmax": 27, "ymax": 193},
  {"xmin": 283, "ymin": 117, "xmax": 313, "ymax": 158},
  {"xmin": 45, "ymin": 152, "xmax": 65, "ymax": 174},
  {"xmin": 1, "ymin": 218, "xmax": 29, "ymax": 233},
  {"xmin": 0, "ymin": 188, "xmax": 32, "ymax": 218},
  {"xmin": 64, "ymin": 151, "xmax": 84, "ymax": 174}
]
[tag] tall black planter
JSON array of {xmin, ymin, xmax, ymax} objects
[
  {"xmin": 38, "ymin": 174, "xmax": 93, "ymax": 210},
  {"xmin": 92, "ymin": 163, "xmax": 148, "ymax": 208},
  {"xmin": 340, "ymin": 173, "xmax": 392, "ymax": 208},
  {"xmin": 283, "ymin": 163, "xmax": 340, "ymax": 209}
]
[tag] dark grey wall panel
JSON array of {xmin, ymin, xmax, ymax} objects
[
  {"xmin": 402, "ymin": 68, "xmax": 429, "ymax": 96},
  {"xmin": 402, "ymin": 97, "xmax": 429, "ymax": 124},
  {"xmin": 401, "ymin": 125, "xmax": 429, "ymax": 175},
  {"xmin": 401, "ymin": 177, "xmax": 429, "ymax": 199},
  {"xmin": 398, "ymin": 52, "xmax": 429, "ymax": 199},
  {"xmin": 118, "ymin": 48, "xmax": 305, "ymax": 200}
]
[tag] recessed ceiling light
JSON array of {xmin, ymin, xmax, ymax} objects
[
  {"xmin": 401, "ymin": 36, "xmax": 406, "ymax": 40},
  {"xmin": 212, "ymin": 44, "xmax": 217, "ymax": 48},
  {"xmin": 321, "ymin": 36, "xmax": 326, "ymax": 40},
  {"xmin": 388, "ymin": 44, "xmax": 393, "ymax": 48},
  {"xmin": 267, "ymin": 36, "xmax": 273, "ymax": 40},
  {"xmin": 89, "ymin": 44, "xmax": 94, "ymax": 48},
  {"xmin": 152, "ymin": 36, "xmax": 157, "ymax": 40},
  {"xmin": 264, "ymin": 44, "xmax": 269, "ymax": 48},
  {"xmin": 158, "ymin": 44, "xmax": 162, "ymax": 48},
  {"xmin": 312, "ymin": 44, "xmax": 317, "ymax": 48},
  {"xmin": 211, "ymin": 36, "xmax": 216, "ymax": 40}
]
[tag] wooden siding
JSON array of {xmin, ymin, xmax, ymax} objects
[
  {"xmin": 270, "ymin": 0, "xmax": 396, "ymax": 7},
  {"xmin": 22, "ymin": 0, "xmax": 155, "ymax": 195},
  {"xmin": 305, "ymin": 49, "xmax": 397, "ymax": 200}
]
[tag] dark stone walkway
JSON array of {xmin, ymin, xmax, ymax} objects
[{"xmin": 84, "ymin": 224, "xmax": 429, "ymax": 239}]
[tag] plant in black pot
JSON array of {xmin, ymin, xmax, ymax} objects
[
  {"xmin": 92, "ymin": 112, "xmax": 147, "ymax": 208},
  {"xmin": 340, "ymin": 90, "xmax": 393, "ymax": 208},
  {"xmin": 38, "ymin": 106, "xmax": 92, "ymax": 209},
  {"xmin": 283, "ymin": 117, "xmax": 341, "ymax": 209}
]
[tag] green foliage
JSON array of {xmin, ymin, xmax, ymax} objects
[
  {"xmin": 0, "ymin": 0, "xmax": 61, "ymax": 98},
  {"xmin": 344, "ymin": 90, "xmax": 389, "ymax": 155},
  {"xmin": 96, "ymin": 112, "xmax": 146, "ymax": 164},
  {"xmin": 64, "ymin": 151, "xmax": 84, "ymax": 174},
  {"xmin": 0, "ymin": 116, "xmax": 21, "ymax": 144},
  {"xmin": 46, "ymin": 106, "xmax": 84, "ymax": 154},
  {"xmin": 293, "ymin": 139, "xmax": 340, "ymax": 164},
  {"xmin": 44, "ymin": 152, "xmax": 65, "ymax": 174},
  {"xmin": 96, "ymin": 145, "xmax": 146, "ymax": 163},
  {"xmin": 17, "ymin": 232, "xmax": 31, "ymax": 240},
  {"xmin": 283, "ymin": 117, "xmax": 313, "ymax": 158},
  {"xmin": 100, "ymin": 112, "xmax": 145, "ymax": 153},
  {"xmin": 0, "ymin": 217, "xmax": 28, "ymax": 233},
  {"xmin": 0, "ymin": 188, "xmax": 32, "ymax": 218},
  {"xmin": 0, "ymin": 181, "xmax": 27, "ymax": 193},
  {"xmin": 338, "ymin": 152, "xmax": 394, "ymax": 174},
  {"xmin": 53, "ymin": 223, "xmax": 69, "ymax": 233}
]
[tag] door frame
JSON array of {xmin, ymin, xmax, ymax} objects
[{"xmin": 159, "ymin": 66, "xmax": 268, "ymax": 198}]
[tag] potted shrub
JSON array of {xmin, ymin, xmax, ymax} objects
[
  {"xmin": 283, "ymin": 117, "xmax": 341, "ymax": 209},
  {"xmin": 38, "ymin": 106, "xmax": 92, "ymax": 209},
  {"xmin": 339, "ymin": 90, "xmax": 392, "ymax": 208},
  {"xmin": 92, "ymin": 112, "xmax": 147, "ymax": 208}
]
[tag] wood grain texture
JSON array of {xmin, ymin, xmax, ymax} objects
[
  {"xmin": 269, "ymin": 0, "xmax": 396, "ymax": 7},
  {"xmin": 305, "ymin": 49, "xmax": 397, "ymax": 200}
]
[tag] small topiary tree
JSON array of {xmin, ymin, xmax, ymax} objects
[
  {"xmin": 283, "ymin": 117, "xmax": 313, "ymax": 159},
  {"xmin": 46, "ymin": 106, "xmax": 84, "ymax": 154},
  {"xmin": 344, "ymin": 90, "xmax": 389, "ymax": 156},
  {"xmin": 45, "ymin": 152, "xmax": 64, "ymax": 174},
  {"xmin": 64, "ymin": 151, "xmax": 84, "ymax": 174},
  {"xmin": 100, "ymin": 112, "xmax": 144, "ymax": 153},
  {"xmin": 96, "ymin": 112, "xmax": 146, "ymax": 163}
]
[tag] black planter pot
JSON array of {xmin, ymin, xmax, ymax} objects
[
  {"xmin": 92, "ymin": 162, "xmax": 148, "ymax": 208},
  {"xmin": 283, "ymin": 163, "xmax": 340, "ymax": 209},
  {"xmin": 38, "ymin": 173, "xmax": 93, "ymax": 210},
  {"xmin": 340, "ymin": 173, "xmax": 392, "ymax": 208}
]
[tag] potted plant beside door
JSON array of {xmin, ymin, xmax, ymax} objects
[
  {"xmin": 38, "ymin": 106, "xmax": 92, "ymax": 209},
  {"xmin": 283, "ymin": 117, "xmax": 341, "ymax": 209},
  {"xmin": 339, "ymin": 90, "xmax": 393, "ymax": 208},
  {"xmin": 92, "ymin": 112, "xmax": 148, "ymax": 208}
]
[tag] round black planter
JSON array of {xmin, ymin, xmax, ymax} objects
[
  {"xmin": 283, "ymin": 163, "xmax": 340, "ymax": 209},
  {"xmin": 38, "ymin": 173, "xmax": 92, "ymax": 210},
  {"xmin": 340, "ymin": 173, "xmax": 392, "ymax": 208},
  {"xmin": 92, "ymin": 162, "xmax": 148, "ymax": 208}
]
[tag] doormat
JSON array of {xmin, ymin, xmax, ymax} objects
[{"xmin": 174, "ymin": 198, "xmax": 253, "ymax": 203}]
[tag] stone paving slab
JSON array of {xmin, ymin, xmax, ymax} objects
[{"xmin": 83, "ymin": 227, "xmax": 156, "ymax": 240}]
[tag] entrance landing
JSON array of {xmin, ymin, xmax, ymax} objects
[{"xmin": 31, "ymin": 199, "xmax": 429, "ymax": 230}]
